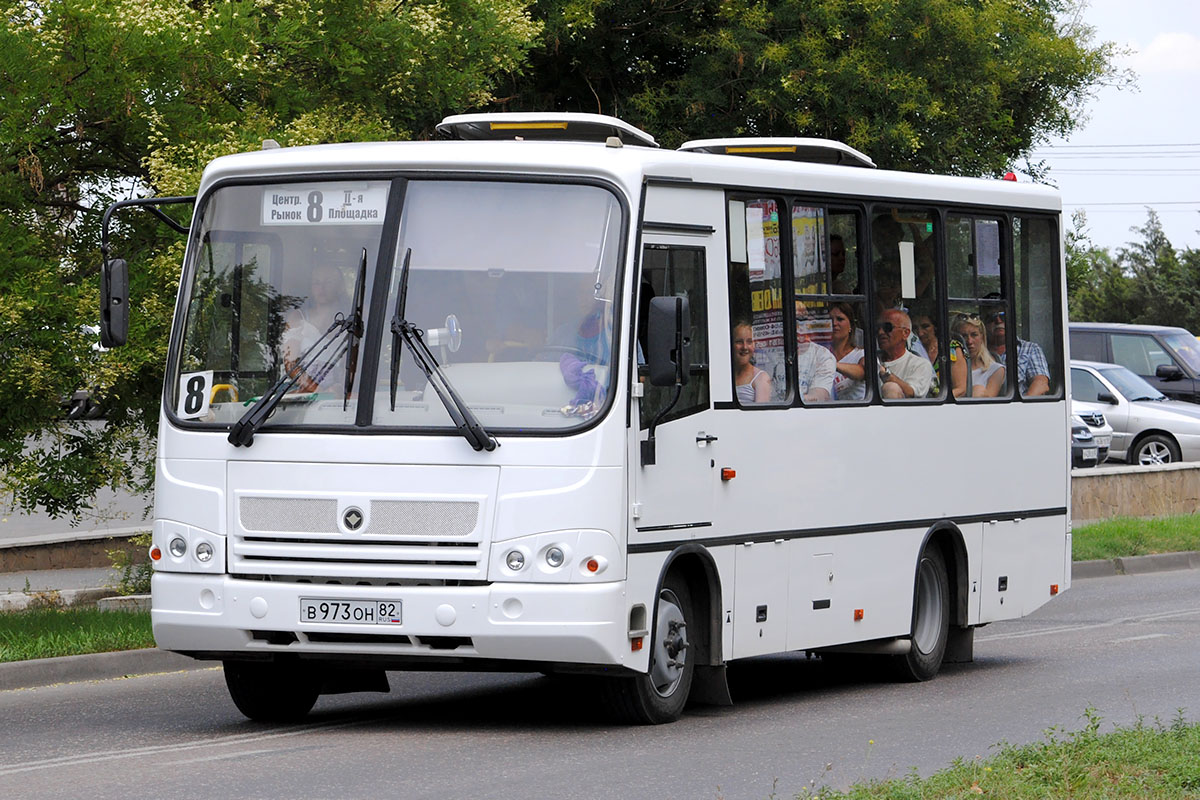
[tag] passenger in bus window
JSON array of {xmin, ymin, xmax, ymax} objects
[
  {"xmin": 953, "ymin": 313, "xmax": 1005, "ymax": 397},
  {"xmin": 830, "ymin": 302, "xmax": 866, "ymax": 401},
  {"xmin": 733, "ymin": 321, "xmax": 771, "ymax": 404},
  {"xmin": 795, "ymin": 302, "xmax": 836, "ymax": 402},
  {"xmin": 985, "ymin": 307, "xmax": 1050, "ymax": 397},
  {"xmin": 281, "ymin": 261, "xmax": 349, "ymax": 393},
  {"xmin": 830, "ymin": 234, "xmax": 856, "ymax": 294},
  {"xmin": 877, "ymin": 308, "xmax": 933, "ymax": 399},
  {"xmin": 554, "ymin": 298, "xmax": 611, "ymax": 414},
  {"xmin": 912, "ymin": 307, "xmax": 967, "ymax": 398}
]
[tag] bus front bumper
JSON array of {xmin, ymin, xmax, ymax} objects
[{"xmin": 151, "ymin": 573, "xmax": 631, "ymax": 668}]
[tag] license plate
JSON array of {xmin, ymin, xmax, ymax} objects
[
  {"xmin": 1094, "ymin": 435, "xmax": 1112, "ymax": 448},
  {"xmin": 300, "ymin": 598, "xmax": 402, "ymax": 625},
  {"xmin": 1083, "ymin": 448, "xmax": 1098, "ymax": 461}
]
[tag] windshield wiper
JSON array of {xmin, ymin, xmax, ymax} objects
[
  {"xmin": 341, "ymin": 247, "xmax": 369, "ymax": 411},
  {"xmin": 388, "ymin": 248, "xmax": 497, "ymax": 452},
  {"xmin": 228, "ymin": 252, "xmax": 369, "ymax": 448}
]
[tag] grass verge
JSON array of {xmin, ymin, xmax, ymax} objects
[
  {"xmin": 807, "ymin": 710, "xmax": 1200, "ymax": 799},
  {"xmin": 1072, "ymin": 513, "xmax": 1200, "ymax": 561},
  {"xmin": 0, "ymin": 607, "xmax": 154, "ymax": 663}
]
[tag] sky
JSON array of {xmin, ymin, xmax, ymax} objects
[{"xmin": 1019, "ymin": 0, "xmax": 1200, "ymax": 254}]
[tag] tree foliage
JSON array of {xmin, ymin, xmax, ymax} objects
[
  {"xmin": 503, "ymin": 0, "xmax": 1125, "ymax": 172},
  {"xmin": 1068, "ymin": 209, "xmax": 1200, "ymax": 333},
  {"xmin": 0, "ymin": 0, "xmax": 540, "ymax": 519}
]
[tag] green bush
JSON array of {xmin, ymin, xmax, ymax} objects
[{"xmin": 107, "ymin": 532, "xmax": 153, "ymax": 596}]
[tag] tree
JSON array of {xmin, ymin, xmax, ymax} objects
[
  {"xmin": 1, "ymin": 0, "xmax": 540, "ymax": 520},
  {"xmin": 503, "ymin": 0, "xmax": 1128, "ymax": 173},
  {"xmin": 1121, "ymin": 211, "xmax": 1200, "ymax": 333}
]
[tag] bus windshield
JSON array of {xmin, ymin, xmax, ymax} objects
[{"xmin": 170, "ymin": 178, "xmax": 624, "ymax": 435}]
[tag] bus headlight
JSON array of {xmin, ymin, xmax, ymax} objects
[
  {"xmin": 505, "ymin": 549, "xmax": 526, "ymax": 571},
  {"xmin": 489, "ymin": 530, "xmax": 622, "ymax": 583},
  {"xmin": 153, "ymin": 520, "xmax": 226, "ymax": 574}
]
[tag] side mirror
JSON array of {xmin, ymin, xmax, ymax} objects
[
  {"xmin": 1155, "ymin": 364, "xmax": 1184, "ymax": 381},
  {"xmin": 100, "ymin": 258, "xmax": 129, "ymax": 348},
  {"xmin": 646, "ymin": 296, "xmax": 690, "ymax": 387},
  {"xmin": 1096, "ymin": 390, "xmax": 1118, "ymax": 405}
]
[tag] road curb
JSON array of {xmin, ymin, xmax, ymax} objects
[
  {"xmin": 0, "ymin": 648, "xmax": 210, "ymax": 691},
  {"xmin": 1072, "ymin": 550, "xmax": 1200, "ymax": 580}
]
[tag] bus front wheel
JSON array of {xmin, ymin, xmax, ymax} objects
[
  {"xmin": 893, "ymin": 545, "xmax": 949, "ymax": 682},
  {"xmin": 223, "ymin": 660, "xmax": 321, "ymax": 722},
  {"xmin": 603, "ymin": 574, "xmax": 695, "ymax": 724}
]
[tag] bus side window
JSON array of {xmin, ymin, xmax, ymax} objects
[
  {"xmin": 729, "ymin": 197, "xmax": 787, "ymax": 405},
  {"xmin": 1013, "ymin": 217, "xmax": 1060, "ymax": 398},
  {"xmin": 638, "ymin": 244, "xmax": 709, "ymax": 428}
]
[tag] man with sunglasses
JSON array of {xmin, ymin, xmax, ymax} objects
[
  {"xmin": 877, "ymin": 308, "xmax": 933, "ymax": 399},
  {"xmin": 985, "ymin": 308, "xmax": 1050, "ymax": 397}
]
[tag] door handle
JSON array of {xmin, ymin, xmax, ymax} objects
[{"xmin": 696, "ymin": 432, "xmax": 718, "ymax": 445}]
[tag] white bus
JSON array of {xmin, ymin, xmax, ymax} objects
[{"xmin": 100, "ymin": 113, "xmax": 1071, "ymax": 724}]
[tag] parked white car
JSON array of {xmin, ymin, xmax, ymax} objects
[
  {"xmin": 1071, "ymin": 360, "xmax": 1200, "ymax": 464},
  {"xmin": 1070, "ymin": 404, "xmax": 1114, "ymax": 464}
]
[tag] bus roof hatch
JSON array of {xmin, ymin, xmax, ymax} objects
[
  {"xmin": 678, "ymin": 137, "xmax": 876, "ymax": 168},
  {"xmin": 435, "ymin": 112, "xmax": 659, "ymax": 148}
]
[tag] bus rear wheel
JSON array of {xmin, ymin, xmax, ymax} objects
[
  {"xmin": 892, "ymin": 545, "xmax": 949, "ymax": 682},
  {"xmin": 223, "ymin": 660, "xmax": 321, "ymax": 722},
  {"xmin": 603, "ymin": 574, "xmax": 695, "ymax": 724}
]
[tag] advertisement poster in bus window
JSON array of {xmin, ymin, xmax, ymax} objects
[
  {"xmin": 792, "ymin": 206, "xmax": 826, "ymax": 294},
  {"xmin": 746, "ymin": 200, "xmax": 785, "ymax": 401}
]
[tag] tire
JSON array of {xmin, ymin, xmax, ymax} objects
[
  {"xmin": 601, "ymin": 574, "xmax": 695, "ymax": 724},
  {"xmin": 1131, "ymin": 433, "xmax": 1180, "ymax": 466},
  {"xmin": 892, "ymin": 545, "xmax": 949, "ymax": 682},
  {"xmin": 223, "ymin": 660, "xmax": 321, "ymax": 722}
]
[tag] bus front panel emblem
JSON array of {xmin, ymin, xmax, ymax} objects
[{"xmin": 342, "ymin": 507, "xmax": 364, "ymax": 531}]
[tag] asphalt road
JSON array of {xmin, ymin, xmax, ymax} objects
[{"xmin": 2, "ymin": 569, "xmax": 1199, "ymax": 800}]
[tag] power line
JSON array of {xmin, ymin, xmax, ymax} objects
[{"xmin": 1033, "ymin": 142, "xmax": 1200, "ymax": 149}]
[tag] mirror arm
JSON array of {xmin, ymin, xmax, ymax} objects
[{"xmin": 641, "ymin": 384, "xmax": 682, "ymax": 466}]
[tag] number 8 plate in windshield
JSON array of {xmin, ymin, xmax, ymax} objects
[{"xmin": 301, "ymin": 598, "xmax": 402, "ymax": 625}]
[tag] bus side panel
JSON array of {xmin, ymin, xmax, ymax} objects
[
  {"xmin": 978, "ymin": 515, "xmax": 1067, "ymax": 623},
  {"xmin": 784, "ymin": 531, "xmax": 921, "ymax": 652}
]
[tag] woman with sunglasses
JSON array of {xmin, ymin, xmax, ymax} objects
[
  {"xmin": 953, "ymin": 313, "xmax": 1005, "ymax": 397},
  {"xmin": 913, "ymin": 307, "xmax": 969, "ymax": 398}
]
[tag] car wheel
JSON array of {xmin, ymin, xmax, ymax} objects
[{"xmin": 1131, "ymin": 434, "xmax": 1180, "ymax": 466}]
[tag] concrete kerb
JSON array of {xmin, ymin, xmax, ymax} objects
[
  {"xmin": 1072, "ymin": 550, "xmax": 1200, "ymax": 579},
  {"xmin": 0, "ymin": 648, "xmax": 209, "ymax": 692}
]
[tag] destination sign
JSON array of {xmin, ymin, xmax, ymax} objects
[{"xmin": 262, "ymin": 183, "xmax": 389, "ymax": 226}]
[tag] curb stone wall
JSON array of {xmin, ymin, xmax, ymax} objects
[{"xmin": 1072, "ymin": 461, "xmax": 1200, "ymax": 523}]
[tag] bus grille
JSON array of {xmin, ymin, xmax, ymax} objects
[{"xmin": 232, "ymin": 497, "xmax": 485, "ymax": 581}]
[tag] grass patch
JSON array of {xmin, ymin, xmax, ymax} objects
[
  {"xmin": 1073, "ymin": 514, "xmax": 1200, "ymax": 561},
  {"xmin": 807, "ymin": 710, "xmax": 1200, "ymax": 799},
  {"xmin": 0, "ymin": 607, "xmax": 154, "ymax": 663}
]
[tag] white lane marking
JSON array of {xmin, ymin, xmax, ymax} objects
[
  {"xmin": 977, "ymin": 607, "xmax": 1200, "ymax": 643},
  {"xmin": 0, "ymin": 717, "xmax": 368, "ymax": 777},
  {"xmin": 1110, "ymin": 633, "xmax": 1172, "ymax": 644}
]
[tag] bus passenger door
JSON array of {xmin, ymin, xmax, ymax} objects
[{"xmin": 632, "ymin": 239, "xmax": 717, "ymax": 534}]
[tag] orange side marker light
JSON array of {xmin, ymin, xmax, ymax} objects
[
  {"xmin": 150, "ymin": 546, "xmax": 162, "ymax": 561},
  {"xmin": 853, "ymin": 609, "xmax": 864, "ymax": 621},
  {"xmin": 721, "ymin": 467, "xmax": 736, "ymax": 481},
  {"xmin": 1050, "ymin": 584, "xmax": 1059, "ymax": 596},
  {"xmin": 631, "ymin": 637, "xmax": 644, "ymax": 652}
]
